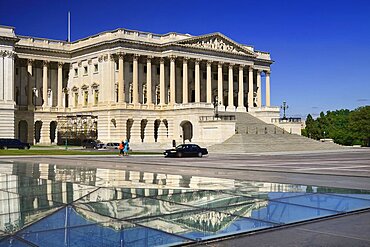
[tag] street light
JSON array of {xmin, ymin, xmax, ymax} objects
[
  {"xmin": 213, "ymin": 95, "xmax": 219, "ymax": 119},
  {"xmin": 281, "ymin": 101, "xmax": 289, "ymax": 120}
]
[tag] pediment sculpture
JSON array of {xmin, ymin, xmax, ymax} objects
[{"xmin": 189, "ymin": 37, "xmax": 245, "ymax": 54}]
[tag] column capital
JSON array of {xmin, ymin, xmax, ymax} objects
[
  {"xmin": 27, "ymin": 59, "xmax": 34, "ymax": 66},
  {"xmin": 257, "ymin": 69, "xmax": 263, "ymax": 74},
  {"xmin": 228, "ymin": 63, "xmax": 235, "ymax": 69},
  {"xmin": 207, "ymin": 60, "xmax": 213, "ymax": 66},
  {"xmin": 118, "ymin": 52, "xmax": 125, "ymax": 59},
  {"xmin": 195, "ymin": 58, "xmax": 202, "ymax": 65},
  {"xmin": 147, "ymin": 55, "xmax": 154, "ymax": 62},
  {"xmin": 133, "ymin": 54, "xmax": 140, "ymax": 61},
  {"xmin": 159, "ymin": 57, "xmax": 165, "ymax": 64},
  {"xmin": 239, "ymin": 64, "xmax": 245, "ymax": 69},
  {"xmin": 182, "ymin": 57, "xmax": 190, "ymax": 63},
  {"xmin": 109, "ymin": 54, "xmax": 116, "ymax": 61},
  {"xmin": 88, "ymin": 59, "xmax": 92, "ymax": 65},
  {"xmin": 249, "ymin": 66, "xmax": 254, "ymax": 72},
  {"xmin": 77, "ymin": 61, "xmax": 82, "ymax": 67},
  {"xmin": 58, "ymin": 62, "xmax": 64, "ymax": 68},
  {"xmin": 169, "ymin": 55, "xmax": 177, "ymax": 62},
  {"xmin": 265, "ymin": 70, "xmax": 271, "ymax": 75},
  {"xmin": 43, "ymin": 60, "xmax": 49, "ymax": 67},
  {"xmin": 218, "ymin": 61, "xmax": 224, "ymax": 68}
]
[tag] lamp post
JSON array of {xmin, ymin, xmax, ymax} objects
[
  {"xmin": 281, "ymin": 101, "xmax": 289, "ymax": 120},
  {"xmin": 213, "ymin": 95, "xmax": 219, "ymax": 119},
  {"xmin": 32, "ymin": 87, "xmax": 37, "ymax": 107}
]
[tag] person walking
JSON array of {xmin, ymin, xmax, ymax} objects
[
  {"xmin": 118, "ymin": 141, "xmax": 124, "ymax": 156},
  {"xmin": 123, "ymin": 139, "xmax": 129, "ymax": 156}
]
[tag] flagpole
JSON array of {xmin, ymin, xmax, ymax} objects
[{"xmin": 68, "ymin": 11, "xmax": 71, "ymax": 42}]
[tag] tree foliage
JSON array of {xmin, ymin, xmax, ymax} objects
[{"xmin": 302, "ymin": 106, "xmax": 370, "ymax": 146}]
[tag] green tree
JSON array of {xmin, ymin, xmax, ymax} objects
[
  {"xmin": 302, "ymin": 107, "xmax": 368, "ymax": 146},
  {"xmin": 349, "ymin": 106, "xmax": 370, "ymax": 146}
]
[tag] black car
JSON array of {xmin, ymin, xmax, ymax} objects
[
  {"xmin": 164, "ymin": 144, "xmax": 208, "ymax": 158},
  {"xmin": 82, "ymin": 139, "xmax": 100, "ymax": 149},
  {"xmin": 0, "ymin": 138, "xmax": 31, "ymax": 149}
]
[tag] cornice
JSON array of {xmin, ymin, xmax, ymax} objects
[{"xmin": 12, "ymin": 36, "xmax": 273, "ymax": 65}]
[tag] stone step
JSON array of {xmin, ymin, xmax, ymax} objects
[{"xmin": 210, "ymin": 112, "xmax": 344, "ymax": 153}]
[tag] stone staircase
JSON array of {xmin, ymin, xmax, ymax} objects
[{"xmin": 208, "ymin": 112, "xmax": 345, "ymax": 153}]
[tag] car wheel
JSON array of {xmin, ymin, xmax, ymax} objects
[
  {"xmin": 177, "ymin": 152, "xmax": 182, "ymax": 158},
  {"xmin": 26, "ymin": 146, "xmax": 30, "ymax": 150},
  {"xmin": 164, "ymin": 152, "xmax": 169, "ymax": 158},
  {"xmin": 197, "ymin": 152, "xmax": 203, "ymax": 158}
]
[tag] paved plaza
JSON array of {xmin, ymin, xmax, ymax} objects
[{"xmin": 0, "ymin": 149, "xmax": 369, "ymax": 246}]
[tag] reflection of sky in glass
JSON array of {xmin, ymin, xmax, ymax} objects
[{"xmin": 0, "ymin": 161, "xmax": 369, "ymax": 246}]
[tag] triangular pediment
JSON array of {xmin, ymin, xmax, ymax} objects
[{"xmin": 176, "ymin": 33, "xmax": 256, "ymax": 57}]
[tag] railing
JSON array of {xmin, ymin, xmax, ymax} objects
[
  {"xmin": 271, "ymin": 117, "xmax": 301, "ymax": 123},
  {"xmin": 199, "ymin": 115, "xmax": 236, "ymax": 122}
]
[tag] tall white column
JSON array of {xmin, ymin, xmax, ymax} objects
[
  {"xmin": 265, "ymin": 71, "xmax": 271, "ymax": 107},
  {"xmin": 217, "ymin": 62, "xmax": 224, "ymax": 110},
  {"xmin": 237, "ymin": 65, "xmax": 246, "ymax": 112},
  {"xmin": 257, "ymin": 69, "xmax": 262, "ymax": 107},
  {"xmin": 57, "ymin": 62, "xmax": 63, "ymax": 108},
  {"xmin": 42, "ymin": 61, "xmax": 48, "ymax": 107},
  {"xmin": 248, "ymin": 66, "xmax": 254, "ymax": 108},
  {"xmin": 27, "ymin": 59, "xmax": 33, "ymax": 107},
  {"xmin": 195, "ymin": 59, "xmax": 200, "ymax": 103},
  {"xmin": 132, "ymin": 54, "xmax": 139, "ymax": 105},
  {"xmin": 146, "ymin": 56, "xmax": 152, "ymax": 105},
  {"xmin": 159, "ymin": 58, "xmax": 165, "ymax": 105},
  {"xmin": 227, "ymin": 64, "xmax": 235, "ymax": 111},
  {"xmin": 206, "ymin": 61, "xmax": 212, "ymax": 104},
  {"xmin": 182, "ymin": 58, "xmax": 188, "ymax": 104},
  {"xmin": 169, "ymin": 55, "xmax": 176, "ymax": 105},
  {"xmin": 118, "ymin": 53, "xmax": 125, "ymax": 103}
]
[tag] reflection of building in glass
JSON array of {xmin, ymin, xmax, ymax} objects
[{"xmin": 0, "ymin": 162, "xmax": 307, "ymax": 235}]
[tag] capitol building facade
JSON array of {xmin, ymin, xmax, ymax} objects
[{"xmin": 0, "ymin": 25, "xmax": 287, "ymax": 149}]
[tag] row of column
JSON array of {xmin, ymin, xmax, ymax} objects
[
  {"xmin": 26, "ymin": 59, "xmax": 64, "ymax": 108},
  {"xmin": 116, "ymin": 54, "xmax": 271, "ymax": 109}
]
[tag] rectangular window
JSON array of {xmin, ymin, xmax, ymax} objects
[
  {"xmin": 144, "ymin": 65, "xmax": 147, "ymax": 73},
  {"xmin": 84, "ymin": 66, "xmax": 88, "ymax": 75},
  {"xmin": 202, "ymin": 72, "xmax": 206, "ymax": 80},
  {"xmin": 74, "ymin": 68, "xmax": 78, "ymax": 77},
  {"xmin": 65, "ymin": 93, "xmax": 69, "ymax": 107},
  {"xmin": 84, "ymin": 91, "xmax": 88, "ymax": 106},
  {"xmin": 94, "ymin": 90, "xmax": 99, "ymax": 105},
  {"xmin": 156, "ymin": 67, "xmax": 160, "ymax": 75},
  {"xmin": 115, "ymin": 61, "xmax": 119, "ymax": 71},
  {"xmin": 94, "ymin": 64, "xmax": 99, "ymax": 73},
  {"xmin": 74, "ymin": 93, "xmax": 78, "ymax": 107},
  {"xmin": 130, "ymin": 64, "xmax": 133, "ymax": 72},
  {"xmin": 213, "ymin": 73, "xmax": 217, "ymax": 80},
  {"xmin": 223, "ymin": 74, "xmax": 227, "ymax": 81}
]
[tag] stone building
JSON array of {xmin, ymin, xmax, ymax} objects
[{"xmin": 0, "ymin": 25, "xmax": 298, "ymax": 149}]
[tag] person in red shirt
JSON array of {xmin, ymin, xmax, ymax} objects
[{"xmin": 118, "ymin": 142, "xmax": 124, "ymax": 156}]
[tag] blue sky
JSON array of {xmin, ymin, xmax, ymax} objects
[{"xmin": 1, "ymin": 0, "xmax": 369, "ymax": 118}]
